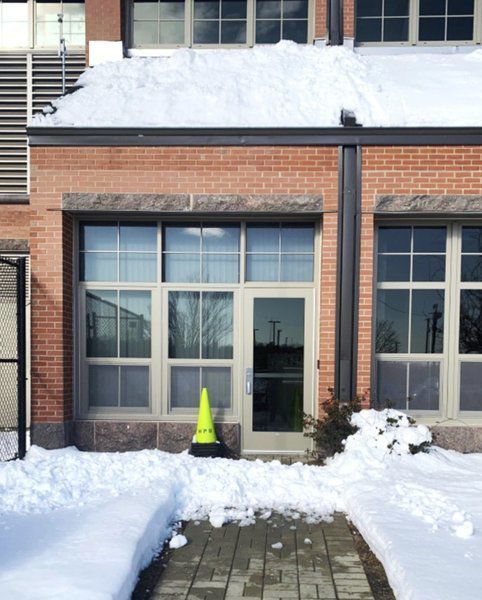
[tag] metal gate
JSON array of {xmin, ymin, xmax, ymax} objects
[{"xmin": 0, "ymin": 257, "xmax": 26, "ymax": 461}]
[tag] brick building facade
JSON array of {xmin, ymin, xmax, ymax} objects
[{"xmin": 2, "ymin": 1, "xmax": 482, "ymax": 454}]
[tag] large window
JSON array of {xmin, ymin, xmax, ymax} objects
[
  {"xmin": 375, "ymin": 226, "xmax": 446, "ymax": 413},
  {"xmin": 356, "ymin": 0, "xmax": 479, "ymax": 45},
  {"xmin": 131, "ymin": 0, "xmax": 311, "ymax": 47},
  {"xmin": 375, "ymin": 223, "xmax": 482, "ymax": 420},
  {"xmin": 0, "ymin": 0, "xmax": 85, "ymax": 48},
  {"xmin": 78, "ymin": 220, "xmax": 316, "ymax": 418}
]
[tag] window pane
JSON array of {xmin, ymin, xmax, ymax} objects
[
  {"xmin": 462, "ymin": 227, "xmax": 482, "ymax": 252},
  {"xmin": 377, "ymin": 255, "xmax": 410, "ymax": 282},
  {"xmin": 356, "ymin": 18, "xmax": 382, "ymax": 42},
  {"xmin": 256, "ymin": 0, "xmax": 281, "ymax": 18},
  {"xmin": 461, "ymin": 256, "xmax": 482, "ymax": 282},
  {"xmin": 412, "ymin": 255, "xmax": 445, "ymax": 282},
  {"xmin": 419, "ymin": 0, "xmax": 445, "ymax": 15},
  {"xmin": 448, "ymin": 0, "xmax": 474, "ymax": 15},
  {"xmin": 378, "ymin": 227, "xmax": 411, "ymax": 253},
  {"xmin": 120, "ymin": 291, "xmax": 151, "ymax": 358},
  {"xmin": 36, "ymin": 20, "xmax": 61, "ymax": 46},
  {"xmin": 120, "ymin": 223, "xmax": 157, "ymax": 251},
  {"xmin": 246, "ymin": 254, "xmax": 278, "ymax": 281},
  {"xmin": 194, "ymin": 23, "xmax": 219, "ymax": 45},
  {"xmin": 283, "ymin": 20, "xmax": 307, "ymax": 42},
  {"xmin": 246, "ymin": 225, "xmax": 279, "ymax": 252},
  {"xmin": 119, "ymin": 253, "xmax": 157, "ymax": 282},
  {"xmin": 281, "ymin": 255, "xmax": 313, "ymax": 281},
  {"xmin": 203, "ymin": 254, "xmax": 239, "ymax": 283},
  {"xmin": 169, "ymin": 291, "xmax": 200, "ymax": 358},
  {"xmin": 194, "ymin": 20, "xmax": 219, "ymax": 44},
  {"xmin": 411, "ymin": 290, "xmax": 444, "ymax": 354},
  {"xmin": 164, "ymin": 225, "xmax": 200, "ymax": 251},
  {"xmin": 202, "ymin": 367, "xmax": 231, "ymax": 408},
  {"xmin": 376, "ymin": 290, "xmax": 409, "ymax": 353},
  {"xmin": 460, "ymin": 290, "xmax": 482, "ymax": 354},
  {"xmin": 203, "ymin": 224, "xmax": 240, "ymax": 252},
  {"xmin": 164, "ymin": 254, "xmax": 200, "ymax": 282},
  {"xmin": 80, "ymin": 253, "xmax": 117, "ymax": 282},
  {"xmin": 419, "ymin": 17, "xmax": 445, "ymax": 41},
  {"xmin": 221, "ymin": 19, "xmax": 246, "ymax": 42},
  {"xmin": 36, "ymin": 2, "xmax": 60, "ymax": 20},
  {"xmin": 281, "ymin": 224, "xmax": 314, "ymax": 253},
  {"xmin": 133, "ymin": 20, "xmax": 158, "ymax": 44},
  {"xmin": 383, "ymin": 17, "xmax": 409, "ymax": 41},
  {"xmin": 376, "ymin": 361, "xmax": 407, "ymax": 409},
  {"xmin": 0, "ymin": 2, "xmax": 29, "ymax": 47},
  {"xmin": 120, "ymin": 366, "xmax": 149, "ymax": 408},
  {"xmin": 384, "ymin": 0, "xmax": 409, "ymax": 16},
  {"xmin": 89, "ymin": 365, "xmax": 118, "ymax": 407},
  {"xmin": 222, "ymin": 0, "xmax": 247, "ymax": 18},
  {"xmin": 80, "ymin": 223, "xmax": 117, "ymax": 251},
  {"xmin": 283, "ymin": 0, "xmax": 308, "ymax": 18},
  {"xmin": 256, "ymin": 20, "xmax": 281, "ymax": 43},
  {"xmin": 413, "ymin": 227, "xmax": 446, "ymax": 253},
  {"xmin": 408, "ymin": 362, "xmax": 440, "ymax": 410},
  {"xmin": 160, "ymin": 0, "xmax": 185, "ymax": 18},
  {"xmin": 160, "ymin": 20, "xmax": 185, "ymax": 43},
  {"xmin": 133, "ymin": 1, "xmax": 158, "ymax": 20},
  {"xmin": 202, "ymin": 292, "xmax": 233, "ymax": 359},
  {"xmin": 194, "ymin": 0, "xmax": 220, "ymax": 18},
  {"xmin": 170, "ymin": 366, "xmax": 200, "ymax": 408},
  {"xmin": 460, "ymin": 362, "xmax": 482, "ymax": 411},
  {"xmin": 447, "ymin": 17, "xmax": 473, "ymax": 40},
  {"xmin": 86, "ymin": 290, "xmax": 118, "ymax": 357}
]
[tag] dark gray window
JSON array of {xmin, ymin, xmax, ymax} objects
[
  {"xmin": 255, "ymin": 0, "xmax": 309, "ymax": 43},
  {"xmin": 356, "ymin": 0, "xmax": 409, "ymax": 43}
]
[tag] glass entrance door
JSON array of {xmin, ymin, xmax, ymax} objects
[{"xmin": 243, "ymin": 289, "xmax": 314, "ymax": 452}]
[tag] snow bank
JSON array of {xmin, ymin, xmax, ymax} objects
[
  {"xmin": 1, "ymin": 409, "xmax": 481, "ymax": 600},
  {"xmin": 31, "ymin": 43, "xmax": 482, "ymax": 128}
]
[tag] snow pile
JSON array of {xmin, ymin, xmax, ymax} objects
[
  {"xmin": 169, "ymin": 533, "xmax": 187, "ymax": 549},
  {"xmin": 31, "ymin": 42, "xmax": 482, "ymax": 128},
  {"xmin": 1, "ymin": 409, "xmax": 481, "ymax": 600},
  {"xmin": 346, "ymin": 408, "xmax": 431, "ymax": 457}
]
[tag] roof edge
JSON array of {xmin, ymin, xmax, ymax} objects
[{"xmin": 26, "ymin": 126, "xmax": 482, "ymax": 147}]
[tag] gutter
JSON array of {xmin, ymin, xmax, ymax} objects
[{"xmin": 27, "ymin": 126, "xmax": 482, "ymax": 147}]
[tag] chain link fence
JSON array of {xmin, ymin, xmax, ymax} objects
[{"xmin": 0, "ymin": 257, "xmax": 26, "ymax": 461}]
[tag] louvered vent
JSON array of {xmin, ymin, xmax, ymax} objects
[
  {"xmin": 0, "ymin": 51, "xmax": 85, "ymax": 195},
  {"xmin": 32, "ymin": 53, "xmax": 85, "ymax": 115},
  {"xmin": 0, "ymin": 54, "xmax": 28, "ymax": 194}
]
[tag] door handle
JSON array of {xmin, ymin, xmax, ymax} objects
[{"xmin": 245, "ymin": 368, "xmax": 253, "ymax": 395}]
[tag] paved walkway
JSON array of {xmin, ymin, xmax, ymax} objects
[{"xmin": 151, "ymin": 514, "xmax": 375, "ymax": 600}]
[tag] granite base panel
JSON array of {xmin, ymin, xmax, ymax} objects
[
  {"xmin": 431, "ymin": 426, "xmax": 482, "ymax": 453},
  {"xmin": 30, "ymin": 422, "xmax": 73, "ymax": 449},
  {"xmin": 72, "ymin": 421, "xmax": 241, "ymax": 454}
]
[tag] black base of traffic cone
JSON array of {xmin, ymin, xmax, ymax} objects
[{"xmin": 189, "ymin": 442, "xmax": 223, "ymax": 458}]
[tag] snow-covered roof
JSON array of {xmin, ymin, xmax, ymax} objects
[{"xmin": 31, "ymin": 42, "xmax": 482, "ymax": 128}]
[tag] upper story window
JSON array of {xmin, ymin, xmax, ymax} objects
[
  {"xmin": 0, "ymin": 0, "xmax": 85, "ymax": 49},
  {"xmin": 356, "ymin": 0, "xmax": 479, "ymax": 45},
  {"xmin": 131, "ymin": 0, "xmax": 311, "ymax": 47}
]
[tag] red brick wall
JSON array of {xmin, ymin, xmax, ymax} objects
[
  {"xmin": 357, "ymin": 146, "xmax": 482, "ymax": 401},
  {"xmin": 29, "ymin": 146, "xmax": 339, "ymax": 422},
  {"xmin": 85, "ymin": 0, "xmax": 122, "ymax": 44},
  {"xmin": 0, "ymin": 205, "xmax": 30, "ymax": 241},
  {"xmin": 344, "ymin": 0, "xmax": 355, "ymax": 39},
  {"xmin": 314, "ymin": 0, "xmax": 327, "ymax": 40},
  {"xmin": 29, "ymin": 144, "xmax": 482, "ymax": 425}
]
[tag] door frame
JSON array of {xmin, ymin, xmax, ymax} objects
[{"xmin": 241, "ymin": 287, "xmax": 316, "ymax": 453}]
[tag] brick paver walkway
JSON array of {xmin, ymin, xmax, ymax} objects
[{"xmin": 151, "ymin": 513, "xmax": 374, "ymax": 600}]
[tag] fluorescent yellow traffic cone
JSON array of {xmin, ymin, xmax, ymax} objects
[{"xmin": 195, "ymin": 387, "xmax": 217, "ymax": 444}]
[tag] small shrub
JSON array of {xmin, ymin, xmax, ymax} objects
[{"xmin": 303, "ymin": 389, "xmax": 362, "ymax": 463}]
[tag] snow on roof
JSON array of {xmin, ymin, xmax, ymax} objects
[{"xmin": 31, "ymin": 41, "xmax": 482, "ymax": 128}]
